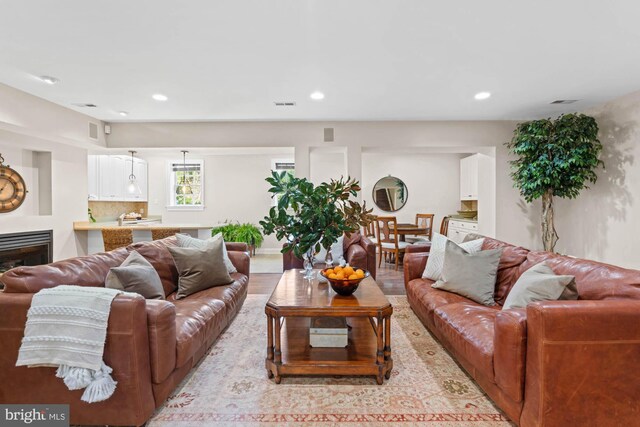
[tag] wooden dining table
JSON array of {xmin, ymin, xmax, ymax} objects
[{"xmin": 396, "ymin": 223, "xmax": 429, "ymax": 241}]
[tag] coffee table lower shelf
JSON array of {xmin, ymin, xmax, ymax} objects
[{"xmin": 265, "ymin": 316, "xmax": 393, "ymax": 384}]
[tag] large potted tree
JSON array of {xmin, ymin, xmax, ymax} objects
[
  {"xmin": 260, "ymin": 172, "xmax": 374, "ymax": 278},
  {"xmin": 507, "ymin": 113, "xmax": 603, "ymax": 251}
]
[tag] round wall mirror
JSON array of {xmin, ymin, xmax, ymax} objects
[{"xmin": 372, "ymin": 176, "xmax": 408, "ymax": 212}]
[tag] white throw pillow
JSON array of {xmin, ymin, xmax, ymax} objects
[
  {"xmin": 314, "ymin": 235, "xmax": 345, "ymax": 266},
  {"xmin": 422, "ymin": 233, "xmax": 484, "ymax": 281},
  {"xmin": 175, "ymin": 232, "xmax": 237, "ymax": 274}
]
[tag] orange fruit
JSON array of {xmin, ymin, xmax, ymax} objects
[
  {"xmin": 334, "ymin": 266, "xmax": 343, "ymax": 272},
  {"xmin": 328, "ymin": 273, "xmax": 338, "ymax": 279},
  {"xmin": 348, "ymin": 274, "xmax": 358, "ymax": 280},
  {"xmin": 343, "ymin": 266, "xmax": 355, "ymax": 276},
  {"xmin": 336, "ymin": 272, "xmax": 345, "ymax": 279},
  {"xmin": 325, "ymin": 268, "xmax": 334, "ymax": 275},
  {"xmin": 356, "ymin": 269, "xmax": 365, "ymax": 278}
]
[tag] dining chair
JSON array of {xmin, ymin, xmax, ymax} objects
[
  {"xmin": 101, "ymin": 227, "xmax": 133, "ymax": 252},
  {"xmin": 375, "ymin": 216, "xmax": 409, "ymax": 271},
  {"xmin": 439, "ymin": 216, "xmax": 450, "ymax": 237},
  {"xmin": 405, "ymin": 213, "xmax": 435, "ymax": 244},
  {"xmin": 150, "ymin": 227, "xmax": 181, "ymax": 241},
  {"xmin": 363, "ymin": 218, "xmax": 378, "ymax": 244}
]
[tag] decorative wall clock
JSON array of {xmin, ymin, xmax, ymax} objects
[{"xmin": 0, "ymin": 153, "xmax": 27, "ymax": 213}]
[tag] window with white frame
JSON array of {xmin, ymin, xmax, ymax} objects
[
  {"xmin": 168, "ymin": 159, "xmax": 204, "ymax": 209},
  {"xmin": 271, "ymin": 159, "xmax": 295, "ymax": 206}
]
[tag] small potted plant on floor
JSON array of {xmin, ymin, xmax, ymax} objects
[
  {"xmin": 259, "ymin": 172, "xmax": 374, "ymax": 279},
  {"xmin": 211, "ymin": 222, "xmax": 264, "ymax": 256}
]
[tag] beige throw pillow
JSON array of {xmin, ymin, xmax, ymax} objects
[
  {"xmin": 168, "ymin": 237, "xmax": 233, "ymax": 300},
  {"xmin": 432, "ymin": 240, "xmax": 502, "ymax": 306},
  {"xmin": 176, "ymin": 232, "xmax": 237, "ymax": 274},
  {"xmin": 422, "ymin": 233, "xmax": 484, "ymax": 281},
  {"xmin": 105, "ymin": 251, "xmax": 165, "ymax": 300},
  {"xmin": 502, "ymin": 262, "xmax": 577, "ymax": 310}
]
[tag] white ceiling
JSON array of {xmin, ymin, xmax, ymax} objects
[{"xmin": 1, "ymin": 0, "xmax": 640, "ymax": 122}]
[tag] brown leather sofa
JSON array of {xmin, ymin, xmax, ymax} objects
[
  {"xmin": 282, "ymin": 232, "xmax": 377, "ymax": 279},
  {"xmin": 404, "ymin": 236, "xmax": 640, "ymax": 427},
  {"xmin": 0, "ymin": 237, "xmax": 250, "ymax": 427}
]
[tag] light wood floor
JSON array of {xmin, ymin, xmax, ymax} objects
[{"xmin": 248, "ymin": 262, "xmax": 406, "ymax": 296}]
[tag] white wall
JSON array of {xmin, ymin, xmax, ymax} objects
[
  {"xmin": 362, "ymin": 152, "xmax": 462, "ymax": 226},
  {"xmin": 0, "ymin": 134, "xmax": 88, "ymax": 260},
  {"xmin": 0, "ymin": 83, "xmax": 104, "ymax": 261},
  {"xmin": 549, "ymin": 90, "xmax": 640, "ymax": 268},
  {"xmin": 144, "ymin": 150, "xmax": 294, "ymax": 252}
]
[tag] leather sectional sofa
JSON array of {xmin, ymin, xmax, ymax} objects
[
  {"xmin": 282, "ymin": 232, "xmax": 377, "ymax": 279},
  {"xmin": 0, "ymin": 237, "xmax": 250, "ymax": 427},
  {"xmin": 404, "ymin": 236, "xmax": 640, "ymax": 427}
]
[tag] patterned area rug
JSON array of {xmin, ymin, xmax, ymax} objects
[{"xmin": 149, "ymin": 295, "xmax": 513, "ymax": 427}]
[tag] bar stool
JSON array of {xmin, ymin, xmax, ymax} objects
[
  {"xmin": 102, "ymin": 228, "xmax": 133, "ymax": 252},
  {"xmin": 151, "ymin": 228, "xmax": 181, "ymax": 241}
]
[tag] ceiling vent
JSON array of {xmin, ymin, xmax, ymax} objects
[
  {"xmin": 72, "ymin": 103, "xmax": 98, "ymax": 108},
  {"xmin": 550, "ymin": 99, "xmax": 579, "ymax": 105},
  {"xmin": 274, "ymin": 101, "xmax": 296, "ymax": 107},
  {"xmin": 324, "ymin": 128, "xmax": 335, "ymax": 142}
]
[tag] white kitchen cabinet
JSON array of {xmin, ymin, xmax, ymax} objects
[
  {"xmin": 87, "ymin": 155, "xmax": 100, "ymax": 200},
  {"xmin": 91, "ymin": 155, "xmax": 147, "ymax": 201},
  {"xmin": 447, "ymin": 219, "xmax": 479, "ymax": 243},
  {"xmin": 460, "ymin": 154, "xmax": 479, "ymax": 201}
]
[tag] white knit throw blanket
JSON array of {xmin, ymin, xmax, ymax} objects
[{"xmin": 16, "ymin": 285, "xmax": 126, "ymax": 403}]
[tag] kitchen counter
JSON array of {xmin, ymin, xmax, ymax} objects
[
  {"xmin": 74, "ymin": 220, "xmax": 219, "ymax": 254},
  {"xmin": 73, "ymin": 221, "xmax": 215, "ymax": 231}
]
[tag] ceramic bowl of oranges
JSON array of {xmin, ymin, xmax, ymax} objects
[{"xmin": 320, "ymin": 265, "xmax": 370, "ymax": 296}]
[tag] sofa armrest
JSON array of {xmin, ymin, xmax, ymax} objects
[
  {"xmin": 358, "ymin": 236, "xmax": 377, "ymax": 280},
  {"xmin": 145, "ymin": 300, "xmax": 176, "ymax": 384},
  {"xmin": 228, "ymin": 250, "xmax": 250, "ymax": 278},
  {"xmin": 0, "ymin": 292, "xmax": 156, "ymax": 426},
  {"xmin": 403, "ymin": 252, "xmax": 428, "ymax": 287},
  {"xmin": 494, "ymin": 308, "xmax": 527, "ymax": 402},
  {"xmin": 225, "ymin": 241, "xmax": 249, "ymax": 252},
  {"xmin": 406, "ymin": 243, "xmax": 431, "ymax": 253},
  {"xmin": 521, "ymin": 300, "xmax": 640, "ymax": 427}
]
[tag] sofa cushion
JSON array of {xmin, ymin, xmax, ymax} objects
[
  {"xmin": 479, "ymin": 237, "xmax": 530, "ymax": 305},
  {"xmin": 168, "ymin": 238, "xmax": 233, "ymax": 300},
  {"xmin": 520, "ymin": 251, "xmax": 640, "ymax": 301},
  {"xmin": 1, "ymin": 248, "xmax": 129, "ymax": 293},
  {"xmin": 128, "ymin": 238, "xmax": 179, "ymax": 297},
  {"xmin": 406, "ymin": 278, "xmax": 472, "ymax": 330},
  {"xmin": 168, "ymin": 274, "xmax": 248, "ymax": 367},
  {"xmin": 502, "ymin": 262, "xmax": 577, "ymax": 310},
  {"xmin": 105, "ymin": 251, "xmax": 165, "ymax": 300},
  {"xmin": 433, "ymin": 241, "xmax": 502, "ymax": 306},
  {"xmin": 434, "ymin": 303, "xmax": 499, "ymax": 381}
]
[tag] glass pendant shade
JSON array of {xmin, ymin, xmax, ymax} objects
[
  {"xmin": 176, "ymin": 183, "xmax": 193, "ymax": 195},
  {"xmin": 126, "ymin": 151, "xmax": 142, "ymax": 194},
  {"xmin": 176, "ymin": 150, "xmax": 193, "ymax": 195}
]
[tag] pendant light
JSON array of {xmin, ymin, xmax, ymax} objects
[
  {"xmin": 176, "ymin": 150, "xmax": 193, "ymax": 195},
  {"xmin": 126, "ymin": 151, "xmax": 141, "ymax": 194}
]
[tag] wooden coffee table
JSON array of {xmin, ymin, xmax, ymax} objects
[{"xmin": 265, "ymin": 269, "xmax": 393, "ymax": 384}]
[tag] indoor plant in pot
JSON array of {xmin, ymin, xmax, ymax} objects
[
  {"xmin": 211, "ymin": 222, "xmax": 264, "ymax": 255},
  {"xmin": 260, "ymin": 172, "xmax": 374, "ymax": 279},
  {"xmin": 507, "ymin": 113, "xmax": 603, "ymax": 251}
]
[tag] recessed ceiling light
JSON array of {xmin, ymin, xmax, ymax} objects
[
  {"xmin": 474, "ymin": 91, "xmax": 491, "ymax": 100},
  {"xmin": 310, "ymin": 91, "xmax": 325, "ymax": 100},
  {"xmin": 39, "ymin": 75, "xmax": 59, "ymax": 85},
  {"xmin": 152, "ymin": 93, "xmax": 168, "ymax": 101},
  {"xmin": 119, "ymin": 111, "xmax": 129, "ymax": 117}
]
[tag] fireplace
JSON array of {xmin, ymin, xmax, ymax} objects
[{"xmin": 0, "ymin": 230, "xmax": 53, "ymax": 286}]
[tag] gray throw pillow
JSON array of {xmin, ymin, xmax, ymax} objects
[
  {"xmin": 168, "ymin": 237, "xmax": 233, "ymax": 300},
  {"xmin": 105, "ymin": 251, "xmax": 165, "ymax": 300},
  {"xmin": 176, "ymin": 232, "xmax": 237, "ymax": 274},
  {"xmin": 432, "ymin": 240, "xmax": 502, "ymax": 306},
  {"xmin": 502, "ymin": 262, "xmax": 578, "ymax": 310}
]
